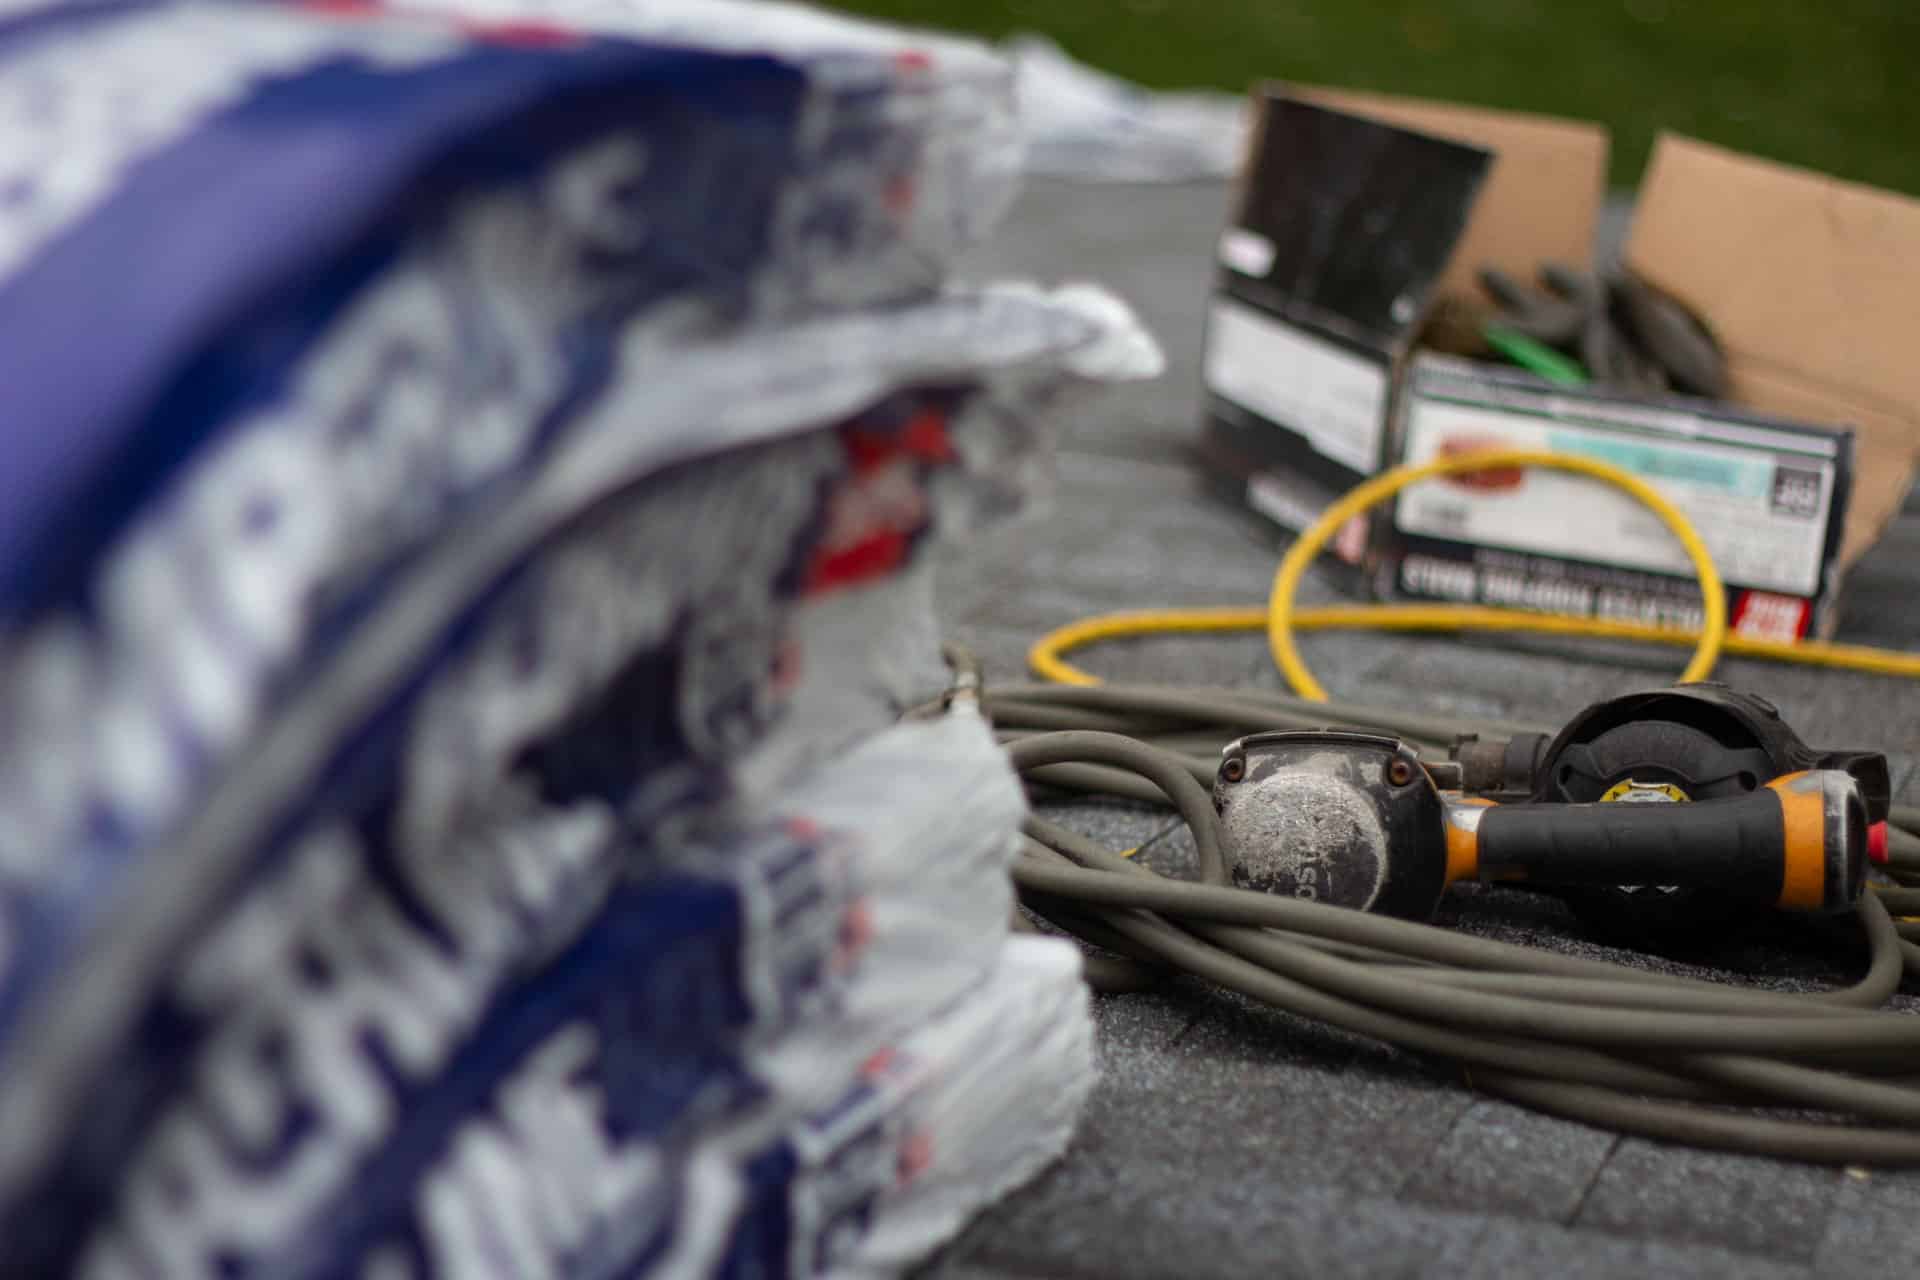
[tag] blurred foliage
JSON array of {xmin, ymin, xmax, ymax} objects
[{"xmin": 826, "ymin": 0, "xmax": 1919, "ymax": 194}]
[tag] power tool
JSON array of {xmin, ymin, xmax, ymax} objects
[
  {"xmin": 992, "ymin": 669, "xmax": 1920, "ymax": 1166},
  {"xmin": 1213, "ymin": 682, "xmax": 1888, "ymax": 923}
]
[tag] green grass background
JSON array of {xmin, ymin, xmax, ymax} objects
[{"xmin": 825, "ymin": 0, "xmax": 1917, "ymax": 195}]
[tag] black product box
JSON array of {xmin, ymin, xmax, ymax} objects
[{"xmin": 1196, "ymin": 95, "xmax": 1489, "ymax": 573}]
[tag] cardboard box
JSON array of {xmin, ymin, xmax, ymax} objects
[
  {"xmin": 1289, "ymin": 86, "xmax": 1608, "ymax": 306},
  {"xmin": 1196, "ymin": 95, "xmax": 1492, "ymax": 573},
  {"xmin": 1625, "ymin": 136, "xmax": 1920, "ymax": 567},
  {"xmin": 1198, "ymin": 86, "xmax": 1920, "ymax": 637}
]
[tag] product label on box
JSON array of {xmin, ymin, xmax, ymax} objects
[
  {"xmin": 1387, "ymin": 359, "xmax": 1849, "ymax": 639},
  {"xmin": 1399, "ymin": 394, "xmax": 1839, "ymax": 596},
  {"xmin": 1203, "ymin": 297, "xmax": 1389, "ymax": 475},
  {"xmin": 1397, "ymin": 547, "xmax": 1717, "ymax": 630}
]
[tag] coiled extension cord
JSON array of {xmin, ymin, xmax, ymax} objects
[
  {"xmin": 960, "ymin": 669, "xmax": 1920, "ymax": 1168},
  {"xmin": 966, "ymin": 448, "xmax": 1920, "ymax": 1164}
]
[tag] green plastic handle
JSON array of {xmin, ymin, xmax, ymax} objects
[{"xmin": 1482, "ymin": 323, "xmax": 1590, "ymax": 387}]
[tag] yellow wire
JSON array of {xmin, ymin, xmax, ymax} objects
[
  {"xmin": 1028, "ymin": 451, "xmax": 1920, "ymax": 693},
  {"xmin": 1268, "ymin": 450, "xmax": 1723, "ymax": 702},
  {"xmin": 1030, "ymin": 605, "xmax": 1920, "ymax": 687}
]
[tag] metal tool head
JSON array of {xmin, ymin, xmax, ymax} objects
[{"xmin": 1213, "ymin": 730, "xmax": 1448, "ymax": 918}]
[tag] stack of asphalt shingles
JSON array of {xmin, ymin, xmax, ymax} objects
[{"xmin": 0, "ymin": 2, "xmax": 1156, "ymax": 1276}]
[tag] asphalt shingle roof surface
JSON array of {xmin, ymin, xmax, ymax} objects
[{"xmin": 918, "ymin": 177, "xmax": 1920, "ymax": 1280}]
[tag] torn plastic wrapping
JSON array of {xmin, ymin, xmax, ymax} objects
[
  {"xmin": 70, "ymin": 710, "xmax": 1036, "ymax": 1279},
  {"xmin": 395, "ymin": 0, "xmax": 1028, "ymax": 289},
  {"xmin": 0, "ymin": 0, "xmax": 1040, "ymax": 884},
  {"xmin": 708, "ymin": 937, "xmax": 1094, "ymax": 1280},
  {"xmin": 0, "ymin": 284, "xmax": 1156, "ymax": 1275},
  {"xmin": 0, "ymin": 0, "xmax": 804, "ymax": 602},
  {"xmin": 1002, "ymin": 34, "xmax": 1249, "ymax": 183},
  {"xmin": 0, "ymin": 4, "xmax": 1148, "ymax": 1273},
  {"xmin": 0, "ymin": 279, "xmax": 1159, "ymax": 1028},
  {"xmin": 85, "ymin": 933, "xmax": 1092, "ymax": 1280}
]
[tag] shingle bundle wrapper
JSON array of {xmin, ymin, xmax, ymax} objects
[{"xmin": 0, "ymin": 2, "xmax": 1159, "ymax": 1275}]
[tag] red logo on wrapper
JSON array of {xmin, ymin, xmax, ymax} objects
[
  {"xmin": 803, "ymin": 413, "xmax": 951, "ymax": 594},
  {"xmin": 1731, "ymin": 591, "xmax": 1810, "ymax": 642}
]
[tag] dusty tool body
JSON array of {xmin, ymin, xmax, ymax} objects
[{"xmin": 1213, "ymin": 683, "xmax": 1883, "ymax": 921}]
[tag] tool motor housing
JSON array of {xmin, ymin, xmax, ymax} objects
[{"xmin": 1530, "ymin": 683, "xmax": 1888, "ymax": 817}]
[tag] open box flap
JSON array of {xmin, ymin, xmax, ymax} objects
[
  {"xmin": 1626, "ymin": 133, "xmax": 1920, "ymax": 565},
  {"xmin": 1284, "ymin": 84, "xmax": 1608, "ymax": 304},
  {"xmin": 1225, "ymin": 93, "xmax": 1490, "ymax": 353}
]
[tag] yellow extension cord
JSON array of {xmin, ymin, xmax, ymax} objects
[{"xmin": 1029, "ymin": 449, "xmax": 1920, "ymax": 697}]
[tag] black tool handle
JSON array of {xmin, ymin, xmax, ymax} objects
[{"xmin": 1468, "ymin": 771, "xmax": 1864, "ymax": 913}]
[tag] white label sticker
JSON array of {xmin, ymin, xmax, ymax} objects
[
  {"xmin": 1204, "ymin": 298, "xmax": 1388, "ymax": 475},
  {"xmin": 1395, "ymin": 395, "xmax": 1833, "ymax": 597}
]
